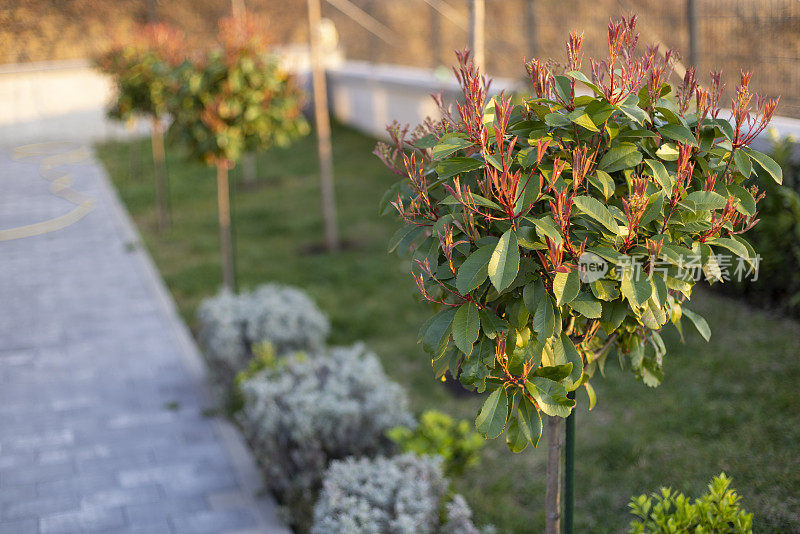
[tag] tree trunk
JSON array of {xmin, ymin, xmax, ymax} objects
[
  {"xmin": 545, "ymin": 415, "xmax": 563, "ymax": 534},
  {"xmin": 150, "ymin": 119, "xmax": 170, "ymax": 232},
  {"xmin": 307, "ymin": 0, "xmax": 340, "ymax": 252},
  {"xmin": 216, "ymin": 163, "xmax": 235, "ymax": 290}
]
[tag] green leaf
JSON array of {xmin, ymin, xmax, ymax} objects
[
  {"xmin": 553, "ymin": 270, "xmax": 580, "ymax": 306},
  {"xmin": 556, "ymin": 332, "xmax": 583, "ymax": 386},
  {"xmin": 590, "ymin": 279, "xmax": 619, "ymax": 301},
  {"xmin": 620, "ymin": 270, "xmax": 652, "ymax": 308},
  {"xmin": 545, "ymin": 112, "xmax": 571, "ymax": 128},
  {"xmin": 414, "ymin": 133, "xmax": 437, "ymax": 149},
  {"xmin": 506, "ymin": 417, "xmax": 528, "ymax": 453},
  {"xmin": 456, "ymin": 245, "xmax": 495, "ymax": 294},
  {"xmin": 564, "ymin": 70, "xmax": 603, "ymax": 96},
  {"xmin": 601, "ymin": 299, "xmax": 628, "ymax": 332},
  {"xmin": 655, "ymin": 143, "xmax": 679, "ymax": 161},
  {"xmin": 639, "ymin": 192, "xmax": 664, "ymax": 226},
  {"xmin": 598, "ymin": 144, "xmax": 642, "ymax": 173},
  {"xmin": 528, "ymin": 216, "xmax": 563, "ymax": 245},
  {"xmin": 658, "ymin": 124, "xmax": 697, "ymax": 146},
  {"xmin": 584, "ymin": 382, "xmax": 597, "ymax": 410},
  {"xmin": 707, "ymin": 237, "xmax": 749, "ymax": 259},
  {"xmin": 422, "ymin": 307, "xmax": 457, "ymax": 354},
  {"xmin": 733, "ymin": 149, "xmax": 752, "ymax": 177},
  {"xmin": 436, "ymin": 157, "xmax": 483, "ymax": 180},
  {"xmin": 475, "ymin": 386, "xmax": 509, "ymax": 438},
  {"xmin": 573, "ymin": 196, "xmax": 619, "ymax": 234},
  {"xmin": 618, "ymin": 104, "xmax": 649, "ymax": 126},
  {"xmin": 387, "ymin": 225, "xmax": 420, "ymax": 253},
  {"xmin": 488, "ymin": 229, "xmax": 520, "ymax": 292},
  {"xmin": 569, "ymin": 291, "xmax": 602, "ymax": 318},
  {"xmin": 727, "ymin": 184, "xmax": 756, "ymax": 216},
  {"xmin": 745, "ymin": 148, "xmax": 782, "ymax": 184},
  {"xmin": 523, "ymin": 279, "xmax": 546, "ymax": 315},
  {"xmin": 569, "ymin": 111, "xmax": 599, "ymax": 132},
  {"xmin": 441, "ymin": 193, "xmax": 502, "ymax": 211},
  {"xmin": 525, "ymin": 377, "xmax": 575, "ymax": 418},
  {"xmin": 452, "ymin": 302, "xmax": 480, "ymax": 355},
  {"xmin": 683, "ymin": 191, "xmax": 729, "ymax": 211},
  {"xmin": 432, "ymin": 133, "xmax": 473, "ymax": 159},
  {"xmin": 588, "ymin": 170, "xmax": 615, "ymax": 200},
  {"xmin": 479, "ymin": 308, "xmax": 508, "ymax": 339},
  {"xmin": 518, "ymin": 398, "xmax": 543, "ymax": 447},
  {"xmin": 532, "ymin": 363, "xmax": 573, "ymax": 381},
  {"xmin": 533, "ymin": 294, "xmax": 556, "ymax": 340},
  {"xmin": 644, "ymin": 159, "xmax": 673, "ymax": 194},
  {"xmin": 682, "ymin": 307, "xmax": 711, "ymax": 341}
]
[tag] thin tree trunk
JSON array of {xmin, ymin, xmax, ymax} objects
[
  {"xmin": 545, "ymin": 415, "xmax": 563, "ymax": 534},
  {"xmin": 150, "ymin": 119, "xmax": 170, "ymax": 232},
  {"xmin": 216, "ymin": 163, "xmax": 235, "ymax": 290},
  {"xmin": 307, "ymin": 0, "xmax": 340, "ymax": 252}
]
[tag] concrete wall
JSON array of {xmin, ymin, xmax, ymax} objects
[
  {"xmin": 326, "ymin": 61, "xmax": 520, "ymax": 139},
  {"xmin": 0, "ymin": 59, "xmax": 150, "ymax": 146}
]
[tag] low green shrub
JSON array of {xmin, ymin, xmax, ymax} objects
[
  {"xmin": 628, "ymin": 473, "xmax": 753, "ymax": 533},
  {"xmin": 388, "ymin": 410, "xmax": 485, "ymax": 477}
]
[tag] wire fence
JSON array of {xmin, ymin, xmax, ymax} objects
[{"xmin": 2, "ymin": 0, "xmax": 798, "ymax": 117}]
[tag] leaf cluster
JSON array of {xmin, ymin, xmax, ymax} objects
[
  {"xmin": 168, "ymin": 40, "xmax": 309, "ymax": 166},
  {"xmin": 377, "ymin": 17, "xmax": 781, "ymax": 451},
  {"xmin": 628, "ymin": 473, "xmax": 753, "ymax": 533}
]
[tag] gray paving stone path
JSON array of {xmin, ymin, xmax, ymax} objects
[{"xmin": 0, "ymin": 143, "xmax": 289, "ymax": 534}]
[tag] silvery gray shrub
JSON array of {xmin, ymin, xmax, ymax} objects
[
  {"xmin": 312, "ymin": 454, "xmax": 483, "ymax": 534},
  {"xmin": 238, "ymin": 343, "xmax": 414, "ymax": 528},
  {"xmin": 197, "ymin": 283, "xmax": 329, "ymax": 386}
]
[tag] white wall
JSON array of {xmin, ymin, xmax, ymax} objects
[{"xmin": 0, "ymin": 56, "xmax": 798, "ymax": 149}]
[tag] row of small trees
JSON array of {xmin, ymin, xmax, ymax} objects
[{"xmin": 96, "ymin": 15, "xmax": 308, "ymax": 289}]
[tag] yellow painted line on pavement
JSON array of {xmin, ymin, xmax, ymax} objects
[{"xmin": 1, "ymin": 142, "xmax": 96, "ymax": 242}]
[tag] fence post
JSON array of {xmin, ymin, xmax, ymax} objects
[
  {"xmin": 687, "ymin": 0, "xmax": 700, "ymax": 66},
  {"xmin": 307, "ymin": 0, "xmax": 341, "ymax": 253},
  {"xmin": 470, "ymin": 0, "xmax": 485, "ymax": 72},
  {"xmin": 526, "ymin": 0, "xmax": 538, "ymax": 58}
]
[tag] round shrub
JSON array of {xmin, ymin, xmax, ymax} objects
[
  {"xmin": 197, "ymin": 284, "xmax": 329, "ymax": 387},
  {"xmin": 237, "ymin": 344, "xmax": 414, "ymax": 528},
  {"xmin": 312, "ymin": 454, "xmax": 483, "ymax": 534}
]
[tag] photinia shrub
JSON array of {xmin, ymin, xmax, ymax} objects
[
  {"xmin": 169, "ymin": 14, "xmax": 309, "ymax": 166},
  {"xmin": 168, "ymin": 13, "xmax": 309, "ymax": 287},
  {"xmin": 376, "ymin": 15, "xmax": 781, "ymax": 451},
  {"xmin": 96, "ymin": 23, "xmax": 184, "ymax": 123},
  {"xmin": 96, "ymin": 22, "xmax": 185, "ymax": 231}
]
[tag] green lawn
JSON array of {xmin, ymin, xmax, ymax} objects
[{"xmin": 96, "ymin": 124, "xmax": 800, "ymax": 533}]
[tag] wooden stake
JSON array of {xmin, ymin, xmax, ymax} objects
[
  {"xmin": 545, "ymin": 415, "xmax": 563, "ymax": 534},
  {"xmin": 470, "ymin": 0, "xmax": 485, "ymax": 72},
  {"xmin": 307, "ymin": 0, "xmax": 340, "ymax": 252},
  {"xmin": 150, "ymin": 119, "xmax": 170, "ymax": 232},
  {"xmin": 216, "ymin": 162, "xmax": 235, "ymax": 290}
]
